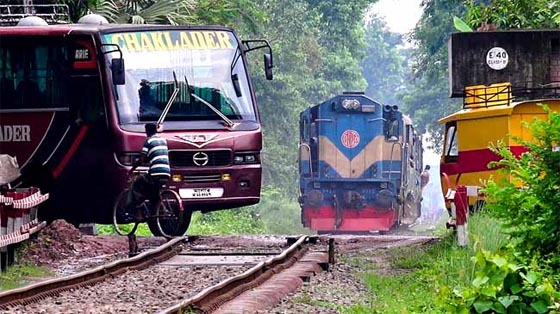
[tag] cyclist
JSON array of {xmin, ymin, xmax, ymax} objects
[{"xmin": 128, "ymin": 123, "xmax": 171, "ymax": 221}]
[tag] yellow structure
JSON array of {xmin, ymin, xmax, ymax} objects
[{"xmin": 439, "ymin": 82, "xmax": 560, "ymax": 206}]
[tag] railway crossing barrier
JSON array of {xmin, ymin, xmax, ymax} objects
[{"xmin": 0, "ymin": 187, "xmax": 48, "ymax": 271}]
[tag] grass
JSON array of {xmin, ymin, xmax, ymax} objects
[
  {"xmin": 0, "ymin": 264, "xmax": 51, "ymax": 290},
  {"xmin": 97, "ymin": 186, "xmax": 312, "ymax": 236},
  {"xmin": 188, "ymin": 207, "xmax": 266, "ymax": 234},
  {"xmin": 96, "ymin": 222, "xmax": 153, "ymax": 236},
  {"xmin": 339, "ymin": 212, "xmax": 509, "ymax": 314}
]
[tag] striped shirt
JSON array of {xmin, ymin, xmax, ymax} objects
[{"xmin": 142, "ymin": 135, "xmax": 171, "ymax": 179}]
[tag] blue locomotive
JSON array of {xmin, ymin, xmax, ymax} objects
[{"xmin": 298, "ymin": 92, "xmax": 423, "ymax": 232}]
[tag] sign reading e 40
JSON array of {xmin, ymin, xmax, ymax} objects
[{"xmin": 486, "ymin": 47, "xmax": 509, "ymax": 70}]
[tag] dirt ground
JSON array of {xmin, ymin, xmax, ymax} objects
[{"xmin": 18, "ymin": 220, "xmax": 165, "ymax": 275}]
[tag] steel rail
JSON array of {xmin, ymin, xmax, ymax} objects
[
  {"xmin": 158, "ymin": 235, "xmax": 309, "ymax": 314},
  {"xmin": 0, "ymin": 236, "xmax": 186, "ymax": 309}
]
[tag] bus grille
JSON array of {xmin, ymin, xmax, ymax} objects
[
  {"xmin": 169, "ymin": 150, "xmax": 231, "ymax": 167},
  {"xmin": 183, "ymin": 174, "xmax": 222, "ymax": 183}
]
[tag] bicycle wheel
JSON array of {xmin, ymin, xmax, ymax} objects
[
  {"xmin": 156, "ymin": 189, "xmax": 186, "ymax": 238},
  {"xmin": 113, "ymin": 188, "xmax": 139, "ymax": 236}
]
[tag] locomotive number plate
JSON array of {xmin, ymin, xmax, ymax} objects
[{"xmin": 180, "ymin": 188, "xmax": 224, "ymax": 199}]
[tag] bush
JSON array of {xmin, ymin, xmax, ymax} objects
[
  {"xmin": 439, "ymin": 249, "xmax": 560, "ymax": 313},
  {"xmin": 254, "ymin": 186, "xmax": 312, "ymax": 235},
  {"xmin": 484, "ymin": 105, "xmax": 560, "ymax": 268},
  {"xmin": 189, "ymin": 207, "xmax": 266, "ymax": 235}
]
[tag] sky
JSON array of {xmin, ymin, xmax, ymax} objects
[
  {"xmin": 370, "ymin": 0, "xmax": 441, "ymax": 165},
  {"xmin": 370, "ymin": 0, "xmax": 423, "ymax": 34}
]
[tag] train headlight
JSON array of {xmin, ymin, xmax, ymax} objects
[
  {"xmin": 306, "ymin": 189, "xmax": 324, "ymax": 206},
  {"xmin": 375, "ymin": 189, "xmax": 394, "ymax": 208},
  {"xmin": 341, "ymin": 99, "xmax": 360, "ymax": 110}
]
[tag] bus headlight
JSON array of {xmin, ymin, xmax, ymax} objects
[
  {"xmin": 116, "ymin": 152, "xmax": 144, "ymax": 166},
  {"xmin": 233, "ymin": 152, "xmax": 260, "ymax": 164}
]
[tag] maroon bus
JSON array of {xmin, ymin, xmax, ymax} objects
[{"xmin": 0, "ymin": 15, "xmax": 273, "ymax": 235}]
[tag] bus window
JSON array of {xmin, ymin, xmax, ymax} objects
[
  {"xmin": 444, "ymin": 122, "xmax": 458, "ymax": 162},
  {"xmin": 0, "ymin": 37, "xmax": 67, "ymax": 110}
]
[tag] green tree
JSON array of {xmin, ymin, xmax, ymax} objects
[
  {"xmin": 362, "ymin": 14, "xmax": 407, "ymax": 106},
  {"xmin": 464, "ymin": 0, "xmax": 560, "ymax": 30},
  {"xmin": 400, "ymin": 0, "xmax": 465, "ymax": 149},
  {"xmin": 92, "ymin": 0, "xmax": 196, "ymax": 25},
  {"xmin": 485, "ymin": 107, "xmax": 560, "ymax": 267},
  {"xmin": 249, "ymin": 0, "xmax": 375, "ymax": 193}
]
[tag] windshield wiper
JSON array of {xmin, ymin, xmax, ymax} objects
[
  {"xmin": 156, "ymin": 71, "xmax": 180, "ymax": 128},
  {"xmin": 182, "ymin": 75, "xmax": 235, "ymax": 129},
  {"xmin": 190, "ymin": 93, "xmax": 235, "ymax": 128}
]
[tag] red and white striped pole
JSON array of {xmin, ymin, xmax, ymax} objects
[{"xmin": 454, "ymin": 185, "xmax": 468, "ymax": 247}]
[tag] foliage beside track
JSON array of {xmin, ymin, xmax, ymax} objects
[
  {"xmin": 339, "ymin": 214, "xmax": 509, "ymax": 313},
  {"xmin": 188, "ymin": 207, "xmax": 265, "ymax": 235},
  {"xmin": 484, "ymin": 107, "xmax": 560, "ymax": 269},
  {"xmin": 437, "ymin": 112, "xmax": 560, "ymax": 313},
  {"xmin": 0, "ymin": 265, "xmax": 50, "ymax": 291}
]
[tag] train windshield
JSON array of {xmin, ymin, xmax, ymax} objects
[{"xmin": 102, "ymin": 30, "xmax": 256, "ymax": 126}]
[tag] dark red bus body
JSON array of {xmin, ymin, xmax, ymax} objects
[{"xmin": 0, "ymin": 24, "xmax": 264, "ymax": 224}]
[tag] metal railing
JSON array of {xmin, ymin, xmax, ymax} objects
[
  {"xmin": 463, "ymin": 82, "xmax": 560, "ymax": 109},
  {"xmin": 0, "ymin": 4, "xmax": 70, "ymax": 25},
  {"xmin": 0, "ymin": 187, "xmax": 48, "ymax": 270}
]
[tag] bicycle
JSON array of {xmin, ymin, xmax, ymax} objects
[{"xmin": 112, "ymin": 170, "xmax": 185, "ymax": 239}]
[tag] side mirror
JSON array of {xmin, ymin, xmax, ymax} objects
[
  {"xmin": 264, "ymin": 53, "xmax": 273, "ymax": 80},
  {"xmin": 232, "ymin": 73, "xmax": 242, "ymax": 97},
  {"xmin": 111, "ymin": 58, "xmax": 125, "ymax": 85}
]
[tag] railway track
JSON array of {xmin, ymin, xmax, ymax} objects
[{"xmin": 0, "ymin": 235, "xmax": 330, "ymax": 314}]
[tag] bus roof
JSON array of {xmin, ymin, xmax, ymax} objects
[{"xmin": 0, "ymin": 23, "xmax": 236, "ymax": 36}]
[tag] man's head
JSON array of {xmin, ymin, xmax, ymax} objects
[
  {"xmin": 145, "ymin": 123, "xmax": 157, "ymax": 136},
  {"xmin": 425, "ymin": 165, "xmax": 431, "ymax": 171}
]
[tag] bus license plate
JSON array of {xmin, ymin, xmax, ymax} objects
[{"xmin": 180, "ymin": 188, "xmax": 224, "ymax": 199}]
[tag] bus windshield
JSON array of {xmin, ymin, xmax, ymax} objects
[{"xmin": 102, "ymin": 30, "xmax": 256, "ymax": 125}]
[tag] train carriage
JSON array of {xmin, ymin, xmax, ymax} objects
[
  {"xmin": 298, "ymin": 92, "xmax": 423, "ymax": 233},
  {"xmin": 0, "ymin": 11, "xmax": 273, "ymax": 235},
  {"xmin": 440, "ymin": 84, "xmax": 560, "ymax": 207},
  {"xmin": 441, "ymin": 30, "xmax": 560, "ymax": 210}
]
